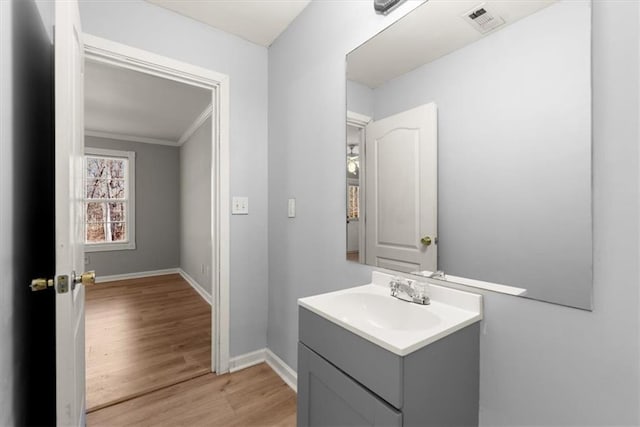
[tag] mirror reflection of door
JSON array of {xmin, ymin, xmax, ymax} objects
[{"xmin": 365, "ymin": 103, "xmax": 438, "ymax": 273}]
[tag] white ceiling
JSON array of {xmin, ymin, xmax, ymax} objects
[
  {"xmin": 347, "ymin": 0, "xmax": 557, "ymax": 88},
  {"xmin": 145, "ymin": 0, "xmax": 311, "ymax": 47},
  {"xmin": 84, "ymin": 60, "xmax": 211, "ymax": 144}
]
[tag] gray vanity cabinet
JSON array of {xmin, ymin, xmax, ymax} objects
[
  {"xmin": 297, "ymin": 307, "xmax": 480, "ymax": 427},
  {"xmin": 298, "ymin": 344, "xmax": 402, "ymax": 426}
]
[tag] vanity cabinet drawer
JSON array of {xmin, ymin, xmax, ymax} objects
[
  {"xmin": 299, "ymin": 307, "xmax": 403, "ymax": 408},
  {"xmin": 298, "ymin": 343, "xmax": 402, "ymax": 427}
]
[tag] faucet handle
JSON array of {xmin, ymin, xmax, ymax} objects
[
  {"xmin": 389, "ymin": 277, "xmax": 403, "ymax": 295},
  {"xmin": 412, "ymin": 281, "xmax": 430, "ymax": 305}
]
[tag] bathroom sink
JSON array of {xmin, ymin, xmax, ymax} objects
[
  {"xmin": 328, "ymin": 292, "xmax": 441, "ymax": 332},
  {"xmin": 298, "ymin": 271, "xmax": 483, "ymax": 356}
]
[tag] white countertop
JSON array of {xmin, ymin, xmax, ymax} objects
[{"xmin": 298, "ymin": 271, "xmax": 483, "ymax": 356}]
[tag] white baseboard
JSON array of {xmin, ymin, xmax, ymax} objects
[
  {"xmin": 95, "ymin": 268, "xmax": 179, "ymax": 283},
  {"xmin": 178, "ymin": 269, "xmax": 213, "ymax": 305},
  {"xmin": 228, "ymin": 348, "xmax": 297, "ymax": 393},
  {"xmin": 95, "ymin": 268, "xmax": 213, "ymax": 306},
  {"xmin": 265, "ymin": 349, "xmax": 297, "ymax": 393},
  {"xmin": 229, "ymin": 349, "xmax": 266, "ymax": 373}
]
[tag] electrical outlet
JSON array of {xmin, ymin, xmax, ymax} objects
[{"xmin": 288, "ymin": 198, "xmax": 296, "ymax": 218}]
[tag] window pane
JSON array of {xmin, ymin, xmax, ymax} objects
[
  {"xmin": 108, "ymin": 179, "xmax": 125, "ymax": 199},
  {"xmin": 86, "ymin": 157, "xmax": 107, "ymax": 178},
  {"xmin": 84, "ymin": 153, "xmax": 132, "ymax": 246},
  {"xmin": 110, "ymin": 223, "xmax": 126, "ymax": 242},
  {"xmin": 86, "ymin": 223, "xmax": 106, "ymax": 243},
  {"xmin": 108, "ymin": 202, "xmax": 125, "ymax": 222},
  {"xmin": 348, "ymin": 185, "xmax": 359, "ymax": 219},
  {"xmin": 86, "ymin": 179, "xmax": 107, "ymax": 199},
  {"xmin": 108, "ymin": 159, "xmax": 125, "ymax": 178},
  {"xmin": 86, "ymin": 202, "xmax": 105, "ymax": 223}
]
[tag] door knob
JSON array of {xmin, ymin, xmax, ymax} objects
[
  {"xmin": 420, "ymin": 236, "xmax": 432, "ymax": 246},
  {"xmin": 30, "ymin": 278, "xmax": 54, "ymax": 292},
  {"xmin": 74, "ymin": 270, "xmax": 96, "ymax": 286}
]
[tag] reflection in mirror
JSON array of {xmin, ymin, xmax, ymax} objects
[
  {"xmin": 345, "ymin": 0, "xmax": 592, "ymax": 309},
  {"xmin": 346, "ymin": 126, "xmax": 362, "ymax": 263}
]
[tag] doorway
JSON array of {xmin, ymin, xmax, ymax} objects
[{"xmin": 81, "ymin": 34, "xmax": 230, "ymax": 409}]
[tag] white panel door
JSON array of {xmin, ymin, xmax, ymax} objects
[
  {"xmin": 365, "ymin": 103, "xmax": 437, "ymax": 273},
  {"xmin": 55, "ymin": 0, "xmax": 86, "ymax": 425}
]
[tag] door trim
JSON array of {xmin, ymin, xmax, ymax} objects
[
  {"xmin": 83, "ymin": 34, "xmax": 231, "ymax": 373},
  {"xmin": 347, "ymin": 111, "xmax": 371, "ymax": 264}
]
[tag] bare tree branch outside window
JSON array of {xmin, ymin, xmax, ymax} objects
[{"xmin": 85, "ymin": 155, "xmax": 128, "ymax": 244}]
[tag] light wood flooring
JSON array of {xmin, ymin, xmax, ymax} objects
[
  {"xmin": 87, "ymin": 363, "xmax": 297, "ymax": 426},
  {"xmin": 346, "ymin": 251, "xmax": 359, "ymax": 262},
  {"xmin": 85, "ymin": 273, "xmax": 211, "ymax": 412}
]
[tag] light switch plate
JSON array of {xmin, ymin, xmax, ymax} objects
[
  {"xmin": 288, "ymin": 198, "xmax": 296, "ymax": 218},
  {"xmin": 232, "ymin": 196, "xmax": 249, "ymax": 215}
]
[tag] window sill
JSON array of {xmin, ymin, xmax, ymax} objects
[{"xmin": 85, "ymin": 242, "xmax": 136, "ymax": 252}]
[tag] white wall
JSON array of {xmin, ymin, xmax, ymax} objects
[
  {"xmin": 180, "ymin": 118, "xmax": 212, "ymax": 294},
  {"xmin": 268, "ymin": 1, "xmax": 639, "ymax": 425},
  {"xmin": 0, "ymin": 1, "xmax": 14, "ymax": 424},
  {"xmin": 346, "ymin": 79, "xmax": 374, "ymax": 118},
  {"xmin": 79, "ymin": 0, "xmax": 269, "ymax": 356}
]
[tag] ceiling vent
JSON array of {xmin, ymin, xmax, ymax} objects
[{"xmin": 462, "ymin": 3, "xmax": 505, "ymax": 34}]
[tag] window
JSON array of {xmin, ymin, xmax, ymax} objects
[
  {"xmin": 84, "ymin": 148, "xmax": 135, "ymax": 252},
  {"xmin": 347, "ymin": 184, "xmax": 359, "ymax": 220}
]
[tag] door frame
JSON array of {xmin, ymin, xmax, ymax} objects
[
  {"xmin": 347, "ymin": 111, "xmax": 371, "ymax": 264},
  {"xmin": 83, "ymin": 34, "xmax": 231, "ymax": 373}
]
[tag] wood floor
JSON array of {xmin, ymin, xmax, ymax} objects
[
  {"xmin": 85, "ymin": 273, "xmax": 211, "ymax": 412},
  {"xmin": 87, "ymin": 363, "xmax": 297, "ymax": 426}
]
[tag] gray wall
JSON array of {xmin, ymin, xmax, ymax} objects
[
  {"xmin": 0, "ymin": 1, "xmax": 14, "ymax": 424},
  {"xmin": 268, "ymin": 1, "xmax": 639, "ymax": 425},
  {"xmin": 180, "ymin": 118, "xmax": 212, "ymax": 293},
  {"xmin": 85, "ymin": 136, "xmax": 180, "ymax": 276},
  {"xmin": 79, "ymin": 0, "xmax": 269, "ymax": 356},
  {"xmin": 369, "ymin": 1, "xmax": 592, "ymax": 308}
]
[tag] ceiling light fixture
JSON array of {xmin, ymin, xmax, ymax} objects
[
  {"xmin": 347, "ymin": 144, "xmax": 359, "ymax": 175},
  {"xmin": 374, "ymin": 0, "xmax": 407, "ymax": 15}
]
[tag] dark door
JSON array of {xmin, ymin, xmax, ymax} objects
[{"xmin": 10, "ymin": 0, "xmax": 57, "ymax": 424}]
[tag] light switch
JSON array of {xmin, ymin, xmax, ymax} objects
[
  {"xmin": 232, "ymin": 196, "xmax": 249, "ymax": 215},
  {"xmin": 288, "ymin": 198, "xmax": 296, "ymax": 218}
]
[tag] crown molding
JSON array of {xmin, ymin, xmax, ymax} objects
[
  {"xmin": 85, "ymin": 129, "xmax": 179, "ymax": 147},
  {"xmin": 346, "ymin": 110, "xmax": 372, "ymax": 129},
  {"xmin": 178, "ymin": 104, "xmax": 213, "ymax": 146}
]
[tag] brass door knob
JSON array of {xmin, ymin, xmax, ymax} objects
[
  {"xmin": 420, "ymin": 236, "xmax": 432, "ymax": 246},
  {"xmin": 30, "ymin": 278, "xmax": 54, "ymax": 292},
  {"xmin": 74, "ymin": 271, "xmax": 96, "ymax": 286}
]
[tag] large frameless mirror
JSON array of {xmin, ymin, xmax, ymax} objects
[{"xmin": 346, "ymin": 0, "xmax": 592, "ymax": 309}]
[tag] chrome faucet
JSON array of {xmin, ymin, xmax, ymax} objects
[{"xmin": 389, "ymin": 277, "xmax": 430, "ymax": 305}]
